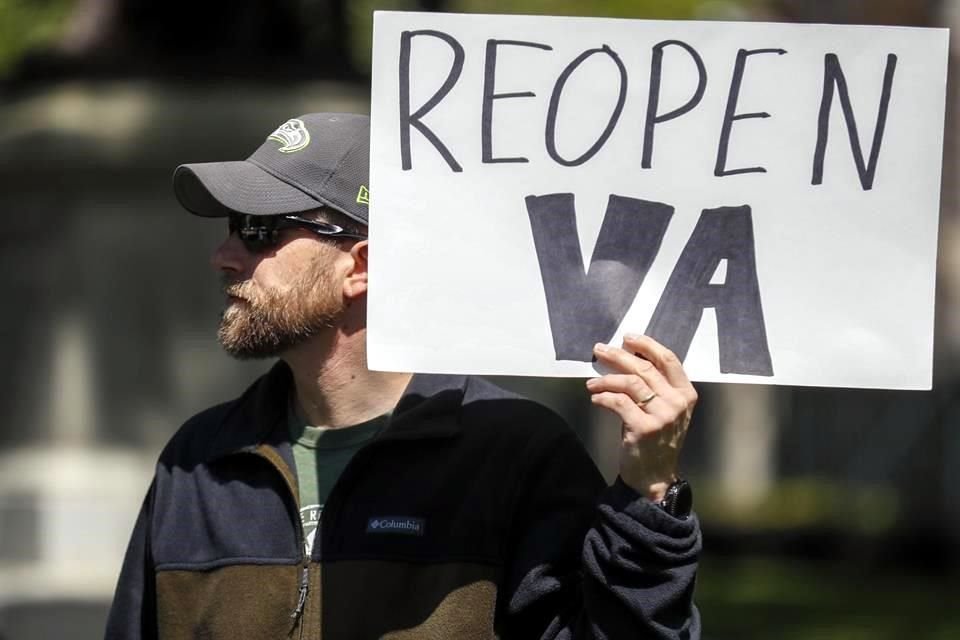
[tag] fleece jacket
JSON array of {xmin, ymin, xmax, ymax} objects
[{"xmin": 105, "ymin": 362, "xmax": 701, "ymax": 639}]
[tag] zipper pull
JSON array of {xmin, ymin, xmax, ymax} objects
[{"xmin": 290, "ymin": 566, "xmax": 309, "ymax": 620}]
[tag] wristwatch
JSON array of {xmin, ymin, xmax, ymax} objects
[{"xmin": 657, "ymin": 478, "xmax": 693, "ymax": 519}]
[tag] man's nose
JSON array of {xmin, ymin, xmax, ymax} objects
[{"xmin": 211, "ymin": 233, "xmax": 247, "ymax": 275}]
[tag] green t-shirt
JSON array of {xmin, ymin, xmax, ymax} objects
[{"xmin": 288, "ymin": 397, "xmax": 387, "ymax": 557}]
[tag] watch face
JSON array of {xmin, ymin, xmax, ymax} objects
[{"xmin": 666, "ymin": 480, "xmax": 693, "ymax": 519}]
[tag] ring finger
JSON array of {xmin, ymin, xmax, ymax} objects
[
  {"xmin": 587, "ymin": 374, "xmax": 660, "ymax": 408},
  {"xmin": 594, "ymin": 343, "xmax": 672, "ymax": 396}
]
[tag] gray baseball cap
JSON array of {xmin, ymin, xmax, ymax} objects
[{"xmin": 173, "ymin": 113, "xmax": 370, "ymax": 225}]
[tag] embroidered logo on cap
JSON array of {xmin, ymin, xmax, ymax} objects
[
  {"xmin": 356, "ymin": 185, "xmax": 370, "ymax": 205},
  {"xmin": 366, "ymin": 516, "xmax": 425, "ymax": 536},
  {"xmin": 267, "ymin": 118, "xmax": 311, "ymax": 153}
]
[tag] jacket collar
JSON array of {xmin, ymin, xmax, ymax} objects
[
  {"xmin": 207, "ymin": 361, "xmax": 469, "ymax": 460},
  {"xmin": 384, "ymin": 371, "xmax": 468, "ymax": 440}
]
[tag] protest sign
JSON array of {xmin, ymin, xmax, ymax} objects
[{"xmin": 367, "ymin": 11, "xmax": 948, "ymax": 389}]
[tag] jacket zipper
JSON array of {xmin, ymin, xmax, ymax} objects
[
  {"xmin": 291, "ymin": 564, "xmax": 309, "ymax": 639},
  {"xmin": 293, "ymin": 511, "xmax": 321, "ymax": 640},
  {"xmin": 248, "ymin": 424, "xmax": 431, "ymax": 632},
  {"xmin": 288, "ymin": 494, "xmax": 310, "ymax": 637},
  {"xmin": 240, "ymin": 449, "xmax": 311, "ymax": 635},
  {"xmin": 291, "ymin": 563, "xmax": 309, "ymax": 619}
]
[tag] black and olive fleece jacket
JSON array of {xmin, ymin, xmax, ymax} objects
[{"xmin": 105, "ymin": 363, "xmax": 701, "ymax": 639}]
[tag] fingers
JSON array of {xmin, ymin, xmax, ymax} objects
[
  {"xmin": 593, "ymin": 341, "xmax": 672, "ymax": 397},
  {"xmin": 588, "ymin": 334, "xmax": 698, "ymax": 499},
  {"xmin": 585, "ymin": 373, "xmax": 655, "ymax": 405},
  {"xmin": 586, "ymin": 373, "xmax": 689, "ymax": 424},
  {"xmin": 622, "ymin": 334, "xmax": 691, "ymax": 391},
  {"xmin": 588, "ymin": 390, "xmax": 658, "ymax": 435},
  {"xmin": 593, "ymin": 335, "xmax": 697, "ymax": 402}
]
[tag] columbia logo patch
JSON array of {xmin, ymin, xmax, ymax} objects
[
  {"xmin": 366, "ymin": 516, "xmax": 425, "ymax": 536},
  {"xmin": 267, "ymin": 118, "xmax": 310, "ymax": 153}
]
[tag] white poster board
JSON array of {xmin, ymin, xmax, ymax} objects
[{"xmin": 367, "ymin": 11, "xmax": 948, "ymax": 390}]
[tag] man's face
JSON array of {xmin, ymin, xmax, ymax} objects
[{"xmin": 212, "ymin": 219, "xmax": 346, "ymax": 359}]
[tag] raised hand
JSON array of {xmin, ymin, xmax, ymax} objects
[{"xmin": 587, "ymin": 334, "xmax": 698, "ymax": 501}]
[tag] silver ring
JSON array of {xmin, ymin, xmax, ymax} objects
[{"xmin": 637, "ymin": 391, "xmax": 658, "ymax": 406}]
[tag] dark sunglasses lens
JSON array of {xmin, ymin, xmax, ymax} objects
[
  {"xmin": 228, "ymin": 215, "xmax": 278, "ymax": 252},
  {"xmin": 242, "ymin": 237, "xmax": 270, "ymax": 252}
]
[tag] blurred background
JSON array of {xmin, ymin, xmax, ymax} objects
[{"xmin": 0, "ymin": 0, "xmax": 957, "ymax": 638}]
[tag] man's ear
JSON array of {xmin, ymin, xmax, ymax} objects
[{"xmin": 342, "ymin": 239, "xmax": 369, "ymax": 299}]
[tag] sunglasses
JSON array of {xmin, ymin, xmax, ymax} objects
[{"xmin": 227, "ymin": 213, "xmax": 367, "ymax": 253}]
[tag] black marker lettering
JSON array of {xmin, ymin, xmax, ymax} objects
[
  {"xmin": 482, "ymin": 39, "xmax": 553, "ymax": 164},
  {"xmin": 526, "ymin": 193, "xmax": 673, "ymax": 361},
  {"xmin": 545, "ymin": 45, "xmax": 628, "ymax": 167},
  {"xmin": 715, "ymin": 48, "xmax": 788, "ymax": 177},
  {"xmin": 812, "ymin": 53, "xmax": 897, "ymax": 191},
  {"xmin": 642, "ymin": 40, "xmax": 708, "ymax": 169},
  {"xmin": 399, "ymin": 29, "xmax": 465, "ymax": 172},
  {"xmin": 646, "ymin": 205, "xmax": 773, "ymax": 376}
]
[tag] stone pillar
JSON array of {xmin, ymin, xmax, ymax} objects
[{"xmin": 715, "ymin": 384, "xmax": 777, "ymax": 510}]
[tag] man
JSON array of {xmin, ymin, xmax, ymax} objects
[{"xmin": 106, "ymin": 113, "xmax": 701, "ymax": 639}]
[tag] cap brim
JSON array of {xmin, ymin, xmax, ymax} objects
[{"xmin": 173, "ymin": 160, "xmax": 324, "ymax": 217}]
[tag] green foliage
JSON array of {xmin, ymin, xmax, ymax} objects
[
  {"xmin": 348, "ymin": 0, "xmax": 423, "ymax": 73},
  {"xmin": 0, "ymin": 0, "xmax": 73, "ymax": 76},
  {"xmin": 452, "ymin": 0, "xmax": 714, "ymax": 20},
  {"xmin": 694, "ymin": 477, "xmax": 900, "ymax": 535},
  {"xmin": 699, "ymin": 556, "xmax": 960, "ymax": 639},
  {"xmin": 347, "ymin": 0, "xmax": 761, "ymax": 74}
]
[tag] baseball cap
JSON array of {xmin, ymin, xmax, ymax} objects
[{"xmin": 173, "ymin": 113, "xmax": 370, "ymax": 225}]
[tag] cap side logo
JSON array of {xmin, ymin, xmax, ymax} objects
[
  {"xmin": 356, "ymin": 185, "xmax": 370, "ymax": 205},
  {"xmin": 267, "ymin": 119, "xmax": 310, "ymax": 153}
]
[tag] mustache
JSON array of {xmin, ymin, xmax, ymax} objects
[{"xmin": 221, "ymin": 277, "xmax": 255, "ymax": 300}]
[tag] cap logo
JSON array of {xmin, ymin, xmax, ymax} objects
[
  {"xmin": 267, "ymin": 118, "xmax": 311, "ymax": 153},
  {"xmin": 357, "ymin": 185, "xmax": 370, "ymax": 205}
]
